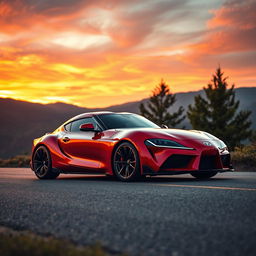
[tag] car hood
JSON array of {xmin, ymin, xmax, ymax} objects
[
  {"xmin": 157, "ymin": 129, "xmax": 214, "ymax": 141},
  {"xmin": 107, "ymin": 128, "xmax": 226, "ymax": 149},
  {"xmin": 112, "ymin": 128, "xmax": 213, "ymax": 141}
]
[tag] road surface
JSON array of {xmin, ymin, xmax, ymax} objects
[{"xmin": 0, "ymin": 168, "xmax": 256, "ymax": 256}]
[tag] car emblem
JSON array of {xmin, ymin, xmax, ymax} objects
[
  {"xmin": 219, "ymin": 147, "xmax": 226, "ymax": 153},
  {"xmin": 203, "ymin": 141, "xmax": 212, "ymax": 146}
]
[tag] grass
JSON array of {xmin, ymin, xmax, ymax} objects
[
  {"xmin": 231, "ymin": 143, "xmax": 256, "ymax": 172},
  {"xmin": 0, "ymin": 227, "xmax": 122, "ymax": 256},
  {"xmin": 0, "ymin": 155, "xmax": 30, "ymax": 167}
]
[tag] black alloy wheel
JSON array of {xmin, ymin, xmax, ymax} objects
[
  {"xmin": 190, "ymin": 171, "xmax": 217, "ymax": 179},
  {"xmin": 32, "ymin": 146, "xmax": 59, "ymax": 179},
  {"xmin": 113, "ymin": 142, "xmax": 141, "ymax": 181}
]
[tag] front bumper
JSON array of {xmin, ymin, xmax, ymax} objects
[{"xmin": 142, "ymin": 140, "xmax": 233, "ymax": 175}]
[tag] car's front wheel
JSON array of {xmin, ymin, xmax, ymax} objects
[
  {"xmin": 32, "ymin": 146, "xmax": 59, "ymax": 179},
  {"xmin": 112, "ymin": 142, "xmax": 141, "ymax": 181},
  {"xmin": 191, "ymin": 171, "xmax": 217, "ymax": 179}
]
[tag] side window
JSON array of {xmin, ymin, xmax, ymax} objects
[
  {"xmin": 70, "ymin": 118, "xmax": 98, "ymax": 132},
  {"xmin": 64, "ymin": 122, "xmax": 71, "ymax": 132}
]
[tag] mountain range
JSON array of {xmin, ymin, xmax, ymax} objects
[{"xmin": 0, "ymin": 87, "xmax": 255, "ymax": 158}]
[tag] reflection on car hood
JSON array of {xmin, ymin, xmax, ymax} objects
[
  {"xmin": 113, "ymin": 128, "xmax": 213, "ymax": 141},
  {"xmin": 157, "ymin": 129, "xmax": 211, "ymax": 140}
]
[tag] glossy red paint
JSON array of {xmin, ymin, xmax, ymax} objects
[
  {"xmin": 31, "ymin": 112, "xmax": 233, "ymax": 179},
  {"xmin": 80, "ymin": 123, "xmax": 94, "ymax": 131}
]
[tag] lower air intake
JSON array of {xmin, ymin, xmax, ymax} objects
[
  {"xmin": 161, "ymin": 155, "xmax": 194, "ymax": 169},
  {"xmin": 199, "ymin": 155, "xmax": 217, "ymax": 170},
  {"xmin": 221, "ymin": 154, "xmax": 231, "ymax": 168}
]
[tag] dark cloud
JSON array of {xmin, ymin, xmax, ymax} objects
[
  {"xmin": 101, "ymin": 0, "xmax": 190, "ymax": 46},
  {"xmin": 187, "ymin": 0, "xmax": 256, "ymax": 58},
  {"xmin": 1, "ymin": 0, "xmax": 89, "ymax": 14},
  {"xmin": 210, "ymin": 0, "xmax": 256, "ymax": 29}
]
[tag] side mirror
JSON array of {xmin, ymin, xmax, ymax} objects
[{"xmin": 80, "ymin": 123, "xmax": 95, "ymax": 131}]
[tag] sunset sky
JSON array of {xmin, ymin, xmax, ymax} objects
[{"xmin": 0, "ymin": 0, "xmax": 255, "ymax": 107}]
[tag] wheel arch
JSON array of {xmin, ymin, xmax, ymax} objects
[
  {"xmin": 32, "ymin": 143, "xmax": 50, "ymax": 159},
  {"xmin": 111, "ymin": 139, "xmax": 142, "ymax": 175},
  {"xmin": 31, "ymin": 143, "xmax": 51, "ymax": 171}
]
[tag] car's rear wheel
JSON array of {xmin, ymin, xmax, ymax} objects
[
  {"xmin": 113, "ymin": 142, "xmax": 141, "ymax": 181},
  {"xmin": 191, "ymin": 171, "xmax": 217, "ymax": 179},
  {"xmin": 32, "ymin": 146, "xmax": 59, "ymax": 179}
]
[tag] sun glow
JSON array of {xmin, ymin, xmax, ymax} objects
[
  {"xmin": 0, "ymin": 90, "xmax": 14, "ymax": 98},
  {"xmin": 52, "ymin": 32, "xmax": 112, "ymax": 50}
]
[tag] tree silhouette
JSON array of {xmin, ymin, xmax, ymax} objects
[
  {"xmin": 187, "ymin": 67, "xmax": 252, "ymax": 150},
  {"xmin": 139, "ymin": 80, "xmax": 185, "ymax": 127}
]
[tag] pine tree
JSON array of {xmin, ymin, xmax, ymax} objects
[
  {"xmin": 187, "ymin": 67, "xmax": 252, "ymax": 150},
  {"xmin": 139, "ymin": 80, "xmax": 185, "ymax": 127},
  {"xmin": 250, "ymin": 130, "xmax": 256, "ymax": 145}
]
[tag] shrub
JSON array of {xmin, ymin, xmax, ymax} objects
[
  {"xmin": 0, "ymin": 155, "xmax": 30, "ymax": 167},
  {"xmin": 0, "ymin": 227, "xmax": 114, "ymax": 256},
  {"xmin": 231, "ymin": 143, "xmax": 256, "ymax": 172}
]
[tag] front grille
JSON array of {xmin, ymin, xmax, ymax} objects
[
  {"xmin": 161, "ymin": 154, "xmax": 194, "ymax": 169},
  {"xmin": 221, "ymin": 154, "xmax": 231, "ymax": 168},
  {"xmin": 199, "ymin": 155, "xmax": 217, "ymax": 170}
]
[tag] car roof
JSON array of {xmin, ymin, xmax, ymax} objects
[
  {"xmin": 65, "ymin": 111, "xmax": 111, "ymax": 123},
  {"xmin": 64, "ymin": 111, "xmax": 135, "ymax": 124}
]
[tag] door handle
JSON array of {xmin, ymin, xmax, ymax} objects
[{"xmin": 62, "ymin": 137, "xmax": 70, "ymax": 142}]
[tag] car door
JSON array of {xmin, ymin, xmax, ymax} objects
[{"xmin": 58, "ymin": 117, "xmax": 103, "ymax": 169}]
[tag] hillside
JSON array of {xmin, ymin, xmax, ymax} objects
[{"xmin": 0, "ymin": 87, "xmax": 255, "ymax": 158}]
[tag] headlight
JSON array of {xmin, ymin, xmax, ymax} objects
[
  {"xmin": 202, "ymin": 132, "xmax": 227, "ymax": 150},
  {"xmin": 145, "ymin": 139, "xmax": 194, "ymax": 150},
  {"xmin": 202, "ymin": 141, "xmax": 212, "ymax": 146}
]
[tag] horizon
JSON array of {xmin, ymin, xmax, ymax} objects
[
  {"xmin": 1, "ymin": 86, "xmax": 255, "ymax": 109},
  {"xmin": 0, "ymin": 0, "xmax": 255, "ymax": 108}
]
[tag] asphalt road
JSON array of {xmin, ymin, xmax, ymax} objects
[{"xmin": 0, "ymin": 168, "xmax": 256, "ymax": 256}]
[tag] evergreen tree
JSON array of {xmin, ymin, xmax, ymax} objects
[
  {"xmin": 139, "ymin": 80, "xmax": 185, "ymax": 127},
  {"xmin": 250, "ymin": 130, "xmax": 256, "ymax": 145},
  {"xmin": 187, "ymin": 67, "xmax": 252, "ymax": 150}
]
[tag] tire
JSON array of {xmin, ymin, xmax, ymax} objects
[
  {"xmin": 112, "ymin": 142, "xmax": 141, "ymax": 181},
  {"xmin": 191, "ymin": 171, "xmax": 217, "ymax": 179},
  {"xmin": 32, "ymin": 146, "xmax": 59, "ymax": 179}
]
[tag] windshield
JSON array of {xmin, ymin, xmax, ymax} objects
[{"xmin": 98, "ymin": 114, "xmax": 159, "ymax": 129}]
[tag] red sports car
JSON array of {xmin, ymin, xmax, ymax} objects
[{"xmin": 31, "ymin": 112, "xmax": 233, "ymax": 181}]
